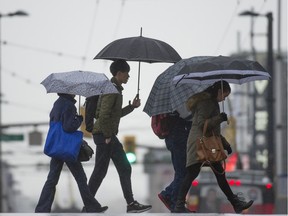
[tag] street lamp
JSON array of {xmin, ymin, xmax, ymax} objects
[
  {"xmin": 239, "ymin": 10, "xmax": 274, "ymax": 179},
  {"xmin": 0, "ymin": 10, "xmax": 29, "ymax": 212}
]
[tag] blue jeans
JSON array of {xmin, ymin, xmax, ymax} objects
[
  {"xmin": 160, "ymin": 118, "xmax": 191, "ymax": 208},
  {"xmin": 88, "ymin": 133, "xmax": 134, "ymax": 204},
  {"xmin": 35, "ymin": 157, "xmax": 101, "ymax": 212}
]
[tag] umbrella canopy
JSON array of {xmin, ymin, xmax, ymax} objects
[
  {"xmin": 41, "ymin": 70, "xmax": 118, "ymax": 98},
  {"xmin": 173, "ymin": 55, "xmax": 270, "ymax": 85},
  {"xmin": 143, "ymin": 56, "xmax": 212, "ymax": 117},
  {"xmin": 94, "ymin": 30, "xmax": 181, "ymax": 96},
  {"xmin": 94, "ymin": 36, "xmax": 181, "ymax": 63}
]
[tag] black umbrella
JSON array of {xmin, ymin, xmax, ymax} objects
[
  {"xmin": 94, "ymin": 28, "xmax": 181, "ymax": 96},
  {"xmin": 172, "ymin": 55, "xmax": 271, "ymax": 112}
]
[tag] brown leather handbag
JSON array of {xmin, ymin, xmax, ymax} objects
[{"xmin": 196, "ymin": 120, "xmax": 227, "ymax": 174}]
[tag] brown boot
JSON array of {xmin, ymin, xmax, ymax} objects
[{"xmin": 228, "ymin": 193, "xmax": 253, "ymax": 213}]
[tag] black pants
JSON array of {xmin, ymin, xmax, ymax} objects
[
  {"xmin": 177, "ymin": 162, "xmax": 234, "ymax": 201},
  {"xmin": 88, "ymin": 133, "xmax": 134, "ymax": 204}
]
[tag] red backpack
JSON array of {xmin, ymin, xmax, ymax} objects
[{"xmin": 151, "ymin": 114, "xmax": 172, "ymax": 139}]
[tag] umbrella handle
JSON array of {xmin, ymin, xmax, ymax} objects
[
  {"xmin": 78, "ymin": 95, "xmax": 81, "ymax": 114},
  {"xmin": 220, "ymin": 79, "xmax": 229, "ymax": 125},
  {"xmin": 137, "ymin": 61, "xmax": 141, "ymax": 96}
]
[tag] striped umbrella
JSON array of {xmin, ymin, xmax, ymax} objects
[{"xmin": 173, "ymin": 55, "xmax": 270, "ymax": 85}]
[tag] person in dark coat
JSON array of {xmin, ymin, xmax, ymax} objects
[
  {"xmin": 87, "ymin": 60, "xmax": 152, "ymax": 213},
  {"xmin": 173, "ymin": 81, "xmax": 253, "ymax": 213},
  {"xmin": 158, "ymin": 112, "xmax": 191, "ymax": 212},
  {"xmin": 35, "ymin": 93, "xmax": 107, "ymax": 213}
]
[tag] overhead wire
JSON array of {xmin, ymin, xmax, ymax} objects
[
  {"xmin": 2, "ymin": 67, "xmax": 39, "ymax": 86},
  {"xmin": 1, "ymin": 40, "xmax": 86, "ymax": 61},
  {"xmin": 213, "ymin": 0, "xmax": 241, "ymax": 54},
  {"xmin": 2, "ymin": 99, "xmax": 50, "ymax": 114},
  {"xmin": 81, "ymin": 0, "xmax": 100, "ymax": 68},
  {"xmin": 1, "ymin": 40, "xmax": 86, "ymax": 110},
  {"xmin": 2, "ymin": 67, "xmax": 50, "ymax": 113},
  {"xmin": 112, "ymin": 0, "xmax": 126, "ymax": 40}
]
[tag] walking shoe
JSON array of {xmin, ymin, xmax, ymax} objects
[
  {"xmin": 172, "ymin": 200, "xmax": 195, "ymax": 213},
  {"xmin": 82, "ymin": 205, "xmax": 108, "ymax": 213},
  {"xmin": 158, "ymin": 193, "xmax": 173, "ymax": 211},
  {"xmin": 127, "ymin": 200, "xmax": 152, "ymax": 213}
]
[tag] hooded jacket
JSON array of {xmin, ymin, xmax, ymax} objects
[
  {"xmin": 185, "ymin": 91, "xmax": 226, "ymax": 167},
  {"xmin": 50, "ymin": 94, "xmax": 82, "ymax": 132},
  {"xmin": 92, "ymin": 77, "xmax": 134, "ymax": 138}
]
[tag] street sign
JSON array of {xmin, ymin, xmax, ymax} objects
[{"xmin": 0, "ymin": 134, "xmax": 24, "ymax": 141}]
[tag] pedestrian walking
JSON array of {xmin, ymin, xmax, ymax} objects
[
  {"xmin": 173, "ymin": 81, "xmax": 253, "ymax": 213},
  {"xmin": 158, "ymin": 111, "xmax": 191, "ymax": 212},
  {"xmin": 35, "ymin": 93, "xmax": 107, "ymax": 213},
  {"xmin": 87, "ymin": 60, "xmax": 152, "ymax": 213}
]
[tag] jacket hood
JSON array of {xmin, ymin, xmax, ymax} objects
[{"xmin": 186, "ymin": 92, "xmax": 211, "ymax": 111}]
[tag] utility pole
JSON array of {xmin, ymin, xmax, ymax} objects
[
  {"xmin": 0, "ymin": 10, "xmax": 29, "ymax": 212},
  {"xmin": 266, "ymin": 12, "xmax": 274, "ymax": 181}
]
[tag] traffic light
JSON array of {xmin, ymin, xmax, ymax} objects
[{"xmin": 123, "ymin": 136, "xmax": 137, "ymax": 164}]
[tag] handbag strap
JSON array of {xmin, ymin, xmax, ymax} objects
[
  {"xmin": 202, "ymin": 120, "xmax": 209, "ymax": 136},
  {"xmin": 202, "ymin": 119, "xmax": 217, "ymax": 137}
]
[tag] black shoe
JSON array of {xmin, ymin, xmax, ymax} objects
[
  {"xmin": 96, "ymin": 206, "xmax": 108, "ymax": 213},
  {"xmin": 172, "ymin": 200, "xmax": 195, "ymax": 213},
  {"xmin": 158, "ymin": 193, "xmax": 173, "ymax": 211},
  {"xmin": 127, "ymin": 200, "xmax": 152, "ymax": 213},
  {"xmin": 82, "ymin": 205, "xmax": 108, "ymax": 213},
  {"xmin": 172, "ymin": 206, "xmax": 194, "ymax": 213},
  {"xmin": 229, "ymin": 193, "xmax": 254, "ymax": 214}
]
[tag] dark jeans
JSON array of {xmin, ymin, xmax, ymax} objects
[
  {"xmin": 88, "ymin": 133, "xmax": 134, "ymax": 204},
  {"xmin": 35, "ymin": 157, "xmax": 101, "ymax": 212},
  {"xmin": 160, "ymin": 118, "xmax": 191, "ymax": 208},
  {"xmin": 177, "ymin": 162, "xmax": 234, "ymax": 201}
]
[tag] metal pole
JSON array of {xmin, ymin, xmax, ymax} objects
[
  {"xmin": 250, "ymin": 11, "xmax": 257, "ymax": 169},
  {"xmin": 0, "ymin": 11, "xmax": 28, "ymax": 212},
  {"xmin": 0, "ymin": 15, "xmax": 3, "ymax": 212},
  {"xmin": 266, "ymin": 12, "xmax": 274, "ymax": 181}
]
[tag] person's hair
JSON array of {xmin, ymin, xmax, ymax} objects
[
  {"xmin": 204, "ymin": 80, "xmax": 231, "ymax": 99},
  {"xmin": 110, "ymin": 60, "xmax": 130, "ymax": 76}
]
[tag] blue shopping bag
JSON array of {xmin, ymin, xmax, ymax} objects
[{"xmin": 44, "ymin": 121, "xmax": 83, "ymax": 162}]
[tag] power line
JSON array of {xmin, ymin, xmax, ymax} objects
[
  {"xmin": 2, "ymin": 67, "xmax": 39, "ymax": 86},
  {"xmin": 112, "ymin": 0, "xmax": 126, "ymax": 40},
  {"xmin": 82, "ymin": 0, "xmax": 100, "ymax": 68},
  {"xmin": 1, "ymin": 40, "xmax": 86, "ymax": 60},
  {"xmin": 2, "ymin": 99, "xmax": 50, "ymax": 114},
  {"xmin": 214, "ymin": 1, "xmax": 240, "ymax": 54}
]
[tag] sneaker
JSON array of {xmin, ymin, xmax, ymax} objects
[
  {"xmin": 158, "ymin": 193, "xmax": 173, "ymax": 211},
  {"xmin": 82, "ymin": 205, "xmax": 108, "ymax": 213},
  {"xmin": 127, "ymin": 200, "xmax": 152, "ymax": 213}
]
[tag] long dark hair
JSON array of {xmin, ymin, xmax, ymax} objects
[{"xmin": 204, "ymin": 80, "xmax": 231, "ymax": 99}]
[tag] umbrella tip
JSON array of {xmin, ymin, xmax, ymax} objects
[{"xmin": 140, "ymin": 27, "xmax": 142, "ymax": 37}]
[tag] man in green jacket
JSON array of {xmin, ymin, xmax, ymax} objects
[{"xmin": 87, "ymin": 60, "xmax": 152, "ymax": 213}]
